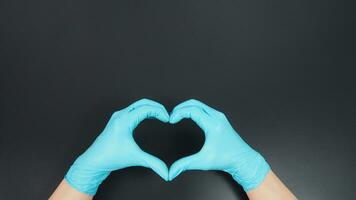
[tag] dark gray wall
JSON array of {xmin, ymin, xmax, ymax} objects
[{"xmin": 0, "ymin": 0, "xmax": 355, "ymax": 199}]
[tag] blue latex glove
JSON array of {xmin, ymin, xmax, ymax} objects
[
  {"xmin": 168, "ymin": 99, "xmax": 270, "ymax": 191},
  {"xmin": 65, "ymin": 99, "xmax": 170, "ymax": 195}
]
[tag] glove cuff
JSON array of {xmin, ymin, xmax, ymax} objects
[
  {"xmin": 64, "ymin": 160, "xmax": 111, "ymax": 196},
  {"xmin": 230, "ymin": 150, "xmax": 271, "ymax": 192}
]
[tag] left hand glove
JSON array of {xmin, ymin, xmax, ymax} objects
[{"xmin": 65, "ymin": 99, "xmax": 170, "ymax": 196}]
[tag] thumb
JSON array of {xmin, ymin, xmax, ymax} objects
[
  {"xmin": 168, "ymin": 153, "xmax": 204, "ymax": 181},
  {"xmin": 137, "ymin": 150, "xmax": 169, "ymax": 181}
]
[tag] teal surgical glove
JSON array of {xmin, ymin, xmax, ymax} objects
[
  {"xmin": 168, "ymin": 99, "xmax": 270, "ymax": 191},
  {"xmin": 65, "ymin": 99, "xmax": 170, "ymax": 196}
]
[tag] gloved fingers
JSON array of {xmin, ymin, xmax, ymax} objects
[
  {"xmin": 169, "ymin": 105, "xmax": 210, "ymax": 133},
  {"xmin": 136, "ymin": 150, "xmax": 169, "ymax": 181},
  {"xmin": 129, "ymin": 104, "xmax": 170, "ymax": 130},
  {"xmin": 168, "ymin": 153, "xmax": 205, "ymax": 181},
  {"xmin": 125, "ymin": 98, "xmax": 166, "ymax": 112},
  {"xmin": 172, "ymin": 99, "xmax": 218, "ymax": 115}
]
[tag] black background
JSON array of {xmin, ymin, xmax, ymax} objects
[{"xmin": 0, "ymin": 0, "xmax": 355, "ymax": 199}]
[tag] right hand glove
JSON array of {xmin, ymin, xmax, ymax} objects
[
  {"xmin": 168, "ymin": 99, "xmax": 270, "ymax": 191},
  {"xmin": 65, "ymin": 99, "xmax": 170, "ymax": 196}
]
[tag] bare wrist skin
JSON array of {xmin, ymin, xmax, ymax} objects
[
  {"xmin": 49, "ymin": 179, "xmax": 93, "ymax": 200},
  {"xmin": 247, "ymin": 170, "xmax": 297, "ymax": 200}
]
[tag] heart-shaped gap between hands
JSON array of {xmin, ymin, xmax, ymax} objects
[{"xmin": 134, "ymin": 118, "xmax": 205, "ymax": 167}]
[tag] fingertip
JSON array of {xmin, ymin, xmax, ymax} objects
[
  {"xmin": 156, "ymin": 162, "xmax": 169, "ymax": 181},
  {"xmin": 168, "ymin": 172, "xmax": 176, "ymax": 181},
  {"xmin": 156, "ymin": 111, "xmax": 170, "ymax": 123},
  {"xmin": 168, "ymin": 159, "xmax": 186, "ymax": 181},
  {"xmin": 155, "ymin": 164, "xmax": 169, "ymax": 181},
  {"xmin": 169, "ymin": 114, "xmax": 181, "ymax": 124},
  {"xmin": 162, "ymin": 108, "xmax": 170, "ymax": 123},
  {"xmin": 142, "ymin": 154, "xmax": 169, "ymax": 181},
  {"xmin": 168, "ymin": 166, "xmax": 183, "ymax": 181}
]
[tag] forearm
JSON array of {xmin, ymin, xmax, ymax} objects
[
  {"xmin": 49, "ymin": 179, "xmax": 93, "ymax": 200},
  {"xmin": 246, "ymin": 170, "xmax": 297, "ymax": 200}
]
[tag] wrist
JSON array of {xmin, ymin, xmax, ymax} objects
[
  {"xmin": 64, "ymin": 158, "xmax": 111, "ymax": 196},
  {"xmin": 246, "ymin": 171, "xmax": 298, "ymax": 200},
  {"xmin": 230, "ymin": 150, "xmax": 270, "ymax": 191},
  {"xmin": 49, "ymin": 179, "xmax": 93, "ymax": 200}
]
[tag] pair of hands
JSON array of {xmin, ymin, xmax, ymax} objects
[{"xmin": 65, "ymin": 99, "xmax": 270, "ymax": 196}]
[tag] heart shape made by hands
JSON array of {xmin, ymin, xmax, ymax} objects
[{"xmin": 64, "ymin": 99, "xmax": 270, "ymax": 196}]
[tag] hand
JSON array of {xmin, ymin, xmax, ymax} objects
[
  {"xmin": 168, "ymin": 99, "xmax": 270, "ymax": 191},
  {"xmin": 65, "ymin": 99, "xmax": 170, "ymax": 196}
]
